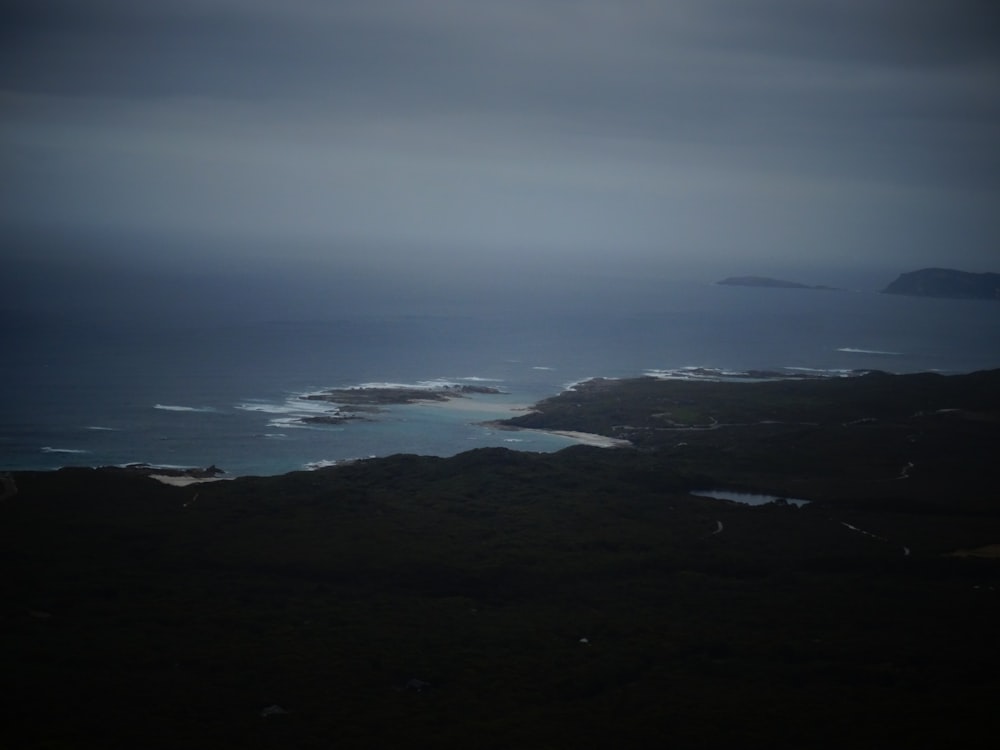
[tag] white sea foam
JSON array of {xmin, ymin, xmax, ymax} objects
[
  {"xmin": 837, "ymin": 347, "xmax": 901, "ymax": 356},
  {"xmin": 646, "ymin": 366, "xmax": 856, "ymax": 381},
  {"xmin": 353, "ymin": 379, "xmax": 463, "ymax": 390},
  {"xmin": 532, "ymin": 366, "xmax": 554, "ymax": 371},
  {"xmin": 237, "ymin": 397, "xmax": 332, "ymax": 415},
  {"xmin": 304, "ymin": 459, "xmax": 340, "ymax": 470},
  {"xmin": 294, "ymin": 399, "xmax": 344, "ymax": 413},
  {"xmin": 352, "ymin": 381, "xmax": 426, "ymax": 390},
  {"xmin": 304, "ymin": 456, "xmax": 372, "ymax": 471},
  {"xmin": 85, "ymin": 425, "xmax": 117, "ymax": 431},
  {"xmin": 295, "ymin": 389, "xmax": 337, "ymax": 400},
  {"xmin": 784, "ymin": 367, "xmax": 853, "ymax": 376},
  {"xmin": 291, "ymin": 379, "xmax": 505, "ymax": 411},
  {"xmin": 154, "ymin": 404, "xmax": 215, "ymax": 412},
  {"xmin": 646, "ymin": 368, "xmax": 707, "ymax": 380},
  {"xmin": 646, "ymin": 367, "xmax": 746, "ymax": 381},
  {"xmin": 267, "ymin": 417, "xmax": 315, "ymax": 429},
  {"xmin": 563, "ymin": 376, "xmax": 616, "ymax": 391},
  {"xmin": 41, "ymin": 447, "xmax": 89, "ymax": 454},
  {"xmin": 239, "ymin": 391, "xmax": 350, "ymax": 429},
  {"xmin": 121, "ymin": 462, "xmax": 191, "ymax": 469},
  {"xmin": 236, "ymin": 401, "xmax": 290, "ymax": 414}
]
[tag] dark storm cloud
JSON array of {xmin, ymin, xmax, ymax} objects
[{"xmin": 2, "ymin": 1, "xmax": 998, "ymax": 273}]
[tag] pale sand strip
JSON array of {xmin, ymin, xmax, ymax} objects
[
  {"xmin": 543, "ymin": 430, "xmax": 632, "ymax": 448},
  {"xmin": 499, "ymin": 427, "xmax": 631, "ymax": 449},
  {"xmin": 148, "ymin": 475, "xmax": 231, "ymax": 487}
]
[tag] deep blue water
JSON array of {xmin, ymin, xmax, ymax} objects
[{"xmin": 2, "ymin": 283, "xmax": 998, "ymax": 476}]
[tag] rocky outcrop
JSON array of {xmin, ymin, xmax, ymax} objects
[{"xmin": 303, "ymin": 383, "xmax": 505, "ymax": 406}]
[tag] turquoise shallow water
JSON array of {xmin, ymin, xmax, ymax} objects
[{"xmin": 3, "ymin": 284, "xmax": 998, "ymax": 475}]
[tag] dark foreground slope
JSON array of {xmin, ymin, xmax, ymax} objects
[
  {"xmin": 501, "ymin": 369, "xmax": 1000, "ymax": 510},
  {"xmin": 3, "ymin": 371, "xmax": 1000, "ymax": 748}
]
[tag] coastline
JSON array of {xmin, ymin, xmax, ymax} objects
[
  {"xmin": 540, "ymin": 429, "xmax": 633, "ymax": 448},
  {"xmin": 8, "ymin": 368, "xmax": 1000, "ymax": 746},
  {"xmin": 147, "ymin": 475, "xmax": 231, "ymax": 487},
  {"xmin": 8, "ymin": 366, "xmax": 998, "ymax": 477},
  {"xmin": 482, "ymin": 421, "xmax": 632, "ymax": 449}
]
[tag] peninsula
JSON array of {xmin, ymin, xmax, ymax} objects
[{"xmin": 882, "ymin": 267, "xmax": 1000, "ymax": 300}]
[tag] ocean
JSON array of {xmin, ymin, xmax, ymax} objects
[{"xmin": 2, "ymin": 282, "xmax": 998, "ymax": 476}]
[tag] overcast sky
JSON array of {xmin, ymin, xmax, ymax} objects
[{"xmin": 3, "ymin": 0, "xmax": 999, "ymax": 290}]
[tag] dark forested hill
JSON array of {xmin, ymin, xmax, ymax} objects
[{"xmin": 4, "ymin": 370, "xmax": 1000, "ymax": 747}]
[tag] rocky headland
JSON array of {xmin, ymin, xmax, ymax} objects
[{"xmin": 882, "ymin": 267, "xmax": 1000, "ymax": 300}]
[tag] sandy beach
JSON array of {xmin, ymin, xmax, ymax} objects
[
  {"xmin": 482, "ymin": 422, "xmax": 631, "ymax": 449},
  {"xmin": 538, "ymin": 429, "xmax": 632, "ymax": 448},
  {"xmin": 148, "ymin": 475, "xmax": 231, "ymax": 487}
]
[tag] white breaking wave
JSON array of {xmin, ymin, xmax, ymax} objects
[
  {"xmin": 563, "ymin": 376, "xmax": 617, "ymax": 391},
  {"xmin": 304, "ymin": 456, "xmax": 373, "ymax": 471},
  {"xmin": 237, "ymin": 397, "xmax": 332, "ymax": 415},
  {"xmin": 352, "ymin": 379, "xmax": 465, "ymax": 390},
  {"xmin": 41, "ymin": 447, "xmax": 89, "ymax": 454},
  {"xmin": 266, "ymin": 416, "xmax": 328, "ymax": 429},
  {"xmin": 118, "ymin": 462, "xmax": 191, "ymax": 471},
  {"xmin": 236, "ymin": 402, "xmax": 290, "ymax": 414},
  {"xmin": 646, "ymin": 367, "xmax": 742, "ymax": 380},
  {"xmin": 154, "ymin": 404, "xmax": 215, "ymax": 412},
  {"xmin": 784, "ymin": 367, "xmax": 853, "ymax": 376},
  {"xmin": 85, "ymin": 425, "xmax": 118, "ymax": 431},
  {"xmin": 266, "ymin": 379, "xmax": 505, "ymax": 413},
  {"xmin": 304, "ymin": 459, "xmax": 340, "ymax": 470}
]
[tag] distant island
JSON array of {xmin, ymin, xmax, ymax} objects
[
  {"xmin": 882, "ymin": 268, "xmax": 1000, "ymax": 300},
  {"xmin": 716, "ymin": 275, "xmax": 838, "ymax": 290}
]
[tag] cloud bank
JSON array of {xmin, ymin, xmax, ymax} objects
[{"xmin": 3, "ymin": 1, "xmax": 998, "ymax": 278}]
